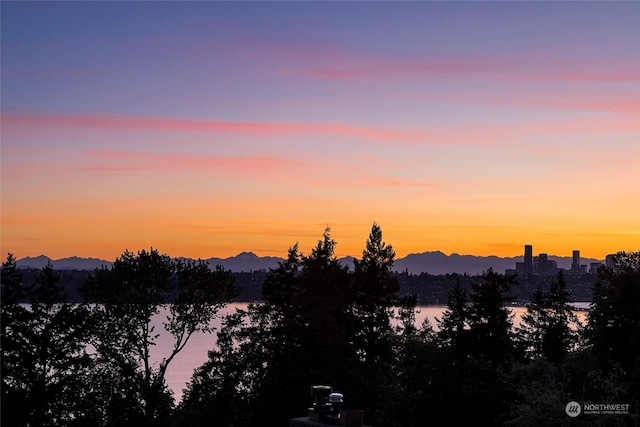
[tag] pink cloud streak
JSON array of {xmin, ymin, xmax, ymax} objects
[
  {"xmin": 293, "ymin": 57, "xmax": 506, "ymax": 81},
  {"xmin": 78, "ymin": 150, "xmax": 442, "ymax": 190},
  {"xmin": 2, "ymin": 114, "xmax": 422, "ymax": 144},
  {"xmin": 80, "ymin": 150, "xmax": 304, "ymax": 173},
  {"xmin": 3, "ymin": 109, "xmax": 635, "ymax": 157},
  {"xmin": 192, "ymin": 34, "xmax": 639, "ymax": 84},
  {"xmin": 292, "ymin": 52, "xmax": 638, "ymax": 84}
]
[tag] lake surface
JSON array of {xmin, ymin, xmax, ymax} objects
[{"xmin": 152, "ymin": 302, "xmax": 590, "ymax": 403}]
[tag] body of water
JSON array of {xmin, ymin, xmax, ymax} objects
[{"xmin": 151, "ymin": 302, "xmax": 589, "ymax": 402}]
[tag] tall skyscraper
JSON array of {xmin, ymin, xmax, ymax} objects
[
  {"xmin": 572, "ymin": 250, "xmax": 581, "ymax": 273},
  {"xmin": 524, "ymin": 245, "xmax": 533, "ymax": 274},
  {"xmin": 536, "ymin": 253, "xmax": 558, "ymax": 275}
]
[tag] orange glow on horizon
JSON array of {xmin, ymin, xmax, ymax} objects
[
  {"xmin": 2, "ymin": 212, "xmax": 637, "ymax": 263},
  {"xmin": 2, "ymin": 3, "xmax": 638, "ymax": 266}
]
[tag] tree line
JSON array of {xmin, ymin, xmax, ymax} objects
[
  {"xmin": 1, "ymin": 249, "xmax": 238, "ymax": 426},
  {"xmin": 9, "ymin": 266, "xmax": 598, "ymax": 306},
  {"xmin": 1, "ymin": 224, "xmax": 639, "ymax": 426}
]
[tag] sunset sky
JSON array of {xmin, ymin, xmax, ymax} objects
[{"xmin": 2, "ymin": 1, "xmax": 639, "ymax": 261}]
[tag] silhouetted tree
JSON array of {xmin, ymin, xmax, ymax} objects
[
  {"xmin": 518, "ymin": 285, "xmax": 548, "ymax": 359},
  {"xmin": 391, "ymin": 293, "xmax": 440, "ymax": 427},
  {"xmin": 518, "ymin": 271, "xmax": 579, "ymax": 365},
  {"xmin": 180, "ymin": 228, "xmax": 363, "ymax": 427},
  {"xmin": 178, "ymin": 243, "xmax": 640, "ymax": 427},
  {"xmin": 2, "ymin": 261, "xmax": 93, "ymax": 426},
  {"xmin": 261, "ymin": 242, "xmax": 303, "ymax": 316},
  {"xmin": 467, "ymin": 269, "xmax": 517, "ymax": 366},
  {"xmin": 82, "ymin": 248, "xmax": 237, "ymax": 426},
  {"xmin": 178, "ymin": 310, "xmax": 255, "ymax": 427},
  {"xmin": 349, "ymin": 224, "xmax": 402, "ymax": 424},
  {"xmin": 352, "ymin": 223, "xmax": 399, "ymax": 362},
  {"xmin": 437, "ymin": 279, "xmax": 469, "ymax": 360},
  {"xmin": 1, "ymin": 253, "xmax": 30, "ymax": 303},
  {"xmin": 296, "ymin": 227, "xmax": 355, "ymax": 386},
  {"xmin": 507, "ymin": 347, "xmax": 636, "ymax": 427},
  {"xmin": 587, "ymin": 251, "xmax": 640, "ymax": 374},
  {"xmin": 187, "ymin": 241, "xmax": 312, "ymax": 427},
  {"xmin": 1, "ymin": 253, "xmax": 28, "ymax": 426},
  {"xmin": 546, "ymin": 271, "xmax": 580, "ymax": 362}
]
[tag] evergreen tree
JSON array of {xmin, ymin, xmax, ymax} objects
[
  {"xmin": 587, "ymin": 251, "xmax": 640, "ymax": 373},
  {"xmin": 1, "ymin": 253, "xmax": 28, "ymax": 426},
  {"xmin": 351, "ymin": 223, "xmax": 401, "ymax": 424},
  {"xmin": 467, "ymin": 269, "xmax": 517, "ymax": 366},
  {"xmin": 544, "ymin": 271, "xmax": 580, "ymax": 363},
  {"xmin": 437, "ymin": 279, "xmax": 469, "ymax": 360},
  {"xmin": 2, "ymin": 261, "xmax": 93, "ymax": 426},
  {"xmin": 352, "ymin": 223, "xmax": 399, "ymax": 363},
  {"xmin": 518, "ymin": 285, "xmax": 549, "ymax": 360},
  {"xmin": 180, "ymin": 228, "xmax": 365, "ymax": 427},
  {"xmin": 261, "ymin": 242, "xmax": 302, "ymax": 315},
  {"xmin": 392, "ymin": 294, "xmax": 440, "ymax": 427},
  {"xmin": 178, "ymin": 310, "xmax": 255, "ymax": 427},
  {"xmin": 1, "ymin": 253, "xmax": 30, "ymax": 303},
  {"xmin": 289, "ymin": 227, "xmax": 355, "ymax": 397},
  {"xmin": 518, "ymin": 272, "xmax": 578, "ymax": 365}
]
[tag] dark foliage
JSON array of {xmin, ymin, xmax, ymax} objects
[
  {"xmin": 2, "ymin": 259, "xmax": 93, "ymax": 426},
  {"xmin": 2, "ymin": 243, "xmax": 638, "ymax": 427},
  {"xmin": 518, "ymin": 271, "xmax": 580, "ymax": 364},
  {"xmin": 1, "ymin": 248, "xmax": 238, "ymax": 427},
  {"xmin": 179, "ymin": 244, "xmax": 639, "ymax": 427},
  {"xmin": 80, "ymin": 249, "xmax": 238, "ymax": 426},
  {"xmin": 2, "ymin": 261, "xmax": 598, "ymax": 306}
]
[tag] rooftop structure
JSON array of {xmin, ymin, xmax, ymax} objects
[{"xmin": 289, "ymin": 385, "xmax": 370, "ymax": 427}]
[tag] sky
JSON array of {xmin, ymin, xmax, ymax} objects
[{"xmin": 1, "ymin": 1, "xmax": 639, "ymax": 261}]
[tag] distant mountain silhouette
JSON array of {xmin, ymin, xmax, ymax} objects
[
  {"xmin": 14, "ymin": 251, "xmax": 602, "ymax": 275},
  {"xmin": 15, "ymin": 255, "xmax": 51, "ymax": 269},
  {"xmin": 205, "ymin": 253, "xmax": 356, "ymax": 272},
  {"xmin": 16, "ymin": 255, "xmax": 112, "ymax": 270},
  {"xmin": 393, "ymin": 251, "xmax": 602, "ymax": 275},
  {"xmin": 204, "ymin": 252, "xmax": 282, "ymax": 272},
  {"xmin": 338, "ymin": 256, "xmax": 356, "ymax": 270},
  {"xmin": 54, "ymin": 256, "xmax": 113, "ymax": 270},
  {"xmin": 393, "ymin": 252, "xmax": 520, "ymax": 275}
]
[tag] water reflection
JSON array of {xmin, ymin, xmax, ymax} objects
[{"xmin": 153, "ymin": 302, "xmax": 588, "ymax": 402}]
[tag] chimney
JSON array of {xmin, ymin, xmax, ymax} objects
[{"xmin": 289, "ymin": 385, "xmax": 369, "ymax": 427}]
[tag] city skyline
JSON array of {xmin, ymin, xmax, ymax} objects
[
  {"xmin": 6, "ymin": 244, "xmax": 616, "ymax": 275},
  {"xmin": 2, "ymin": 2, "xmax": 639, "ymax": 261}
]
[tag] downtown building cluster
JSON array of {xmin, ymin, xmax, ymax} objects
[{"xmin": 507, "ymin": 245, "xmax": 614, "ymax": 277}]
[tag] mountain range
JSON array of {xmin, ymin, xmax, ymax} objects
[{"xmin": 15, "ymin": 251, "xmax": 603, "ymax": 276}]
